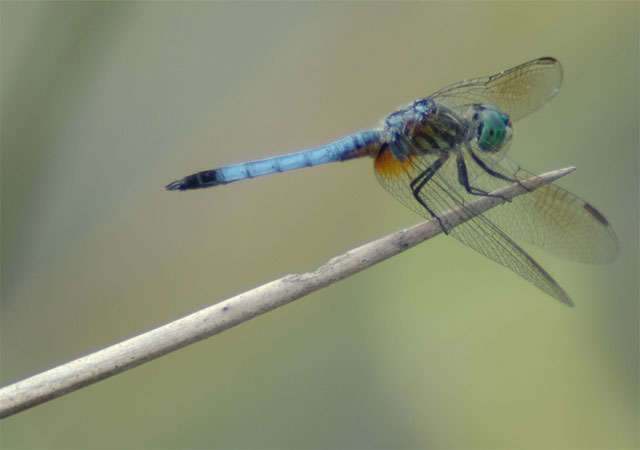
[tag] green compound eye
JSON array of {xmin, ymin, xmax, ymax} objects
[{"xmin": 477, "ymin": 110, "xmax": 509, "ymax": 151}]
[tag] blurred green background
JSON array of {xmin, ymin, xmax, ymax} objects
[{"xmin": 1, "ymin": 2, "xmax": 637, "ymax": 448}]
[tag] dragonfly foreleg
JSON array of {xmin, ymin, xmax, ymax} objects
[
  {"xmin": 467, "ymin": 149, "xmax": 526, "ymax": 200},
  {"xmin": 458, "ymin": 152, "xmax": 512, "ymax": 202}
]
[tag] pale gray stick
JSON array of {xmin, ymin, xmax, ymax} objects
[{"xmin": 0, "ymin": 167, "xmax": 575, "ymax": 419}]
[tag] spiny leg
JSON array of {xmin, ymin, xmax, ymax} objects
[
  {"xmin": 456, "ymin": 153, "xmax": 491, "ymax": 196},
  {"xmin": 467, "ymin": 149, "xmax": 515, "ymax": 183},
  {"xmin": 457, "ymin": 152, "xmax": 514, "ymax": 203},
  {"xmin": 467, "ymin": 148, "xmax": 527, "ymax": 200},
  {"xmin": 409, "ymin": 154, "xmax": 451, "ymax": 233}
]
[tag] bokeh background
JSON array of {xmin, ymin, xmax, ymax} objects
[{"xmin": 1, "ymin": 2, "xmax": 638, "ymax": 448}]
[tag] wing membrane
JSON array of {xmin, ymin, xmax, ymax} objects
[
  {"xmin": 460, "ymin": 149, "xmax": 619, "ymax": 263},
  {"xmin": 429, "ymin": 57, "xmax": 563, "ymax": 122},
  {"xmin": 374, "ymin": 145, "xmax": 574, "ymax": 305}
]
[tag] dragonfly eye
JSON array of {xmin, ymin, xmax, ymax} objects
[{"xmin": 477, "ymin": 109, "xmax": 508, "ymax": 151}]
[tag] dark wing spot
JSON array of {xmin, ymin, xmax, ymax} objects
[
  {"xmin": 583, "ymin": 203, "xmax": 609, "ymax": 226},
  {"xmin": 539, "ymin": 57, "xmax": 558, "ymax": 65}
]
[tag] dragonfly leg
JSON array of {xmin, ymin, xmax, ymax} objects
[
  {"xmin": 456, "ymin": 153, "xmax": 491, "ymax": 196},
  {"xmin": 409, "ymin": 154, "xmax": 451, "ymax": 234},
  {"xmin": 466, "ymin": 149, "xmax": 528, "ymax": 201},
  {"xmin": 458, "ymin": 152, "xmax": 514, "ymax": 202}
]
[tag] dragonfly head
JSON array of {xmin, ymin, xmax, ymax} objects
[{"xmin": 471, "ymin": 105, "xmax": 513, "ymax": 152}]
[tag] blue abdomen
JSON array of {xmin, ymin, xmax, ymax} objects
[{"xmin": 166, "ymin": 130, "xmax": 382, "ymax": 190}]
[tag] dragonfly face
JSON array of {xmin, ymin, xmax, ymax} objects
[{"xmin": 471, "ymin": 105, "xmax": 512, "ymax": 152}]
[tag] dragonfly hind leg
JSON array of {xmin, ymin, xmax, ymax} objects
[{"xmin": 409, "ymin": 154, "xmax": 451, "ymax": 234}]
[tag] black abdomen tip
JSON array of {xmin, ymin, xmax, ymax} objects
[
  {"xmin": 165, "ymin": 170, "xmax": 223, "ymax": 191},
  {"xmin": 165, "ymin": 178, "xmax": 187, "ymax": 190}
]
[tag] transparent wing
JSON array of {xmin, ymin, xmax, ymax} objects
[
  {"xmin": 457, "ymin": 150, "xmax": 619, "ymax": 263},
  {"xmin": 373, "ymin": 145, "xmax": 573, "ymax": 305},
  {"xmin": 429, "ymin": 57, "xmax": 563, "ymax": 122}
]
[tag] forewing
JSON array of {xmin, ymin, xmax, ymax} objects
[{"xmin": 429, "ymin": 57, "xmax": 563, "ymax": 122}]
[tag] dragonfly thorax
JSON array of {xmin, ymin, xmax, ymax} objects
[{"xmin": 382, "ymin": 99, "xmax": 467, "ymax": 160}]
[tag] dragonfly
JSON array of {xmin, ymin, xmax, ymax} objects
[{"xmin": 166, "ymin": 57, "xmax": 618, "ymax": 306}]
